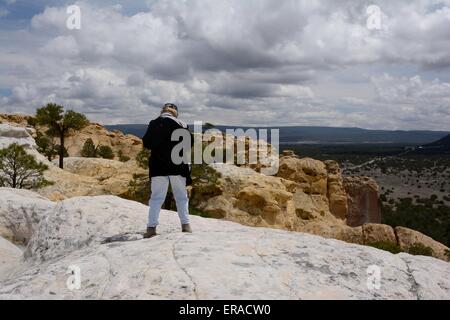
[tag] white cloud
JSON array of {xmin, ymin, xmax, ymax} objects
[
  {"xmin": 0, "ymin": 0, "xmax": 450, "ymax": 130},
  {"xmin": 370, "ymin": 74, "xmax": 450, "ymax": 129},
  {"xmin": 39, "ymin": 35, "xmax": 80, "ymax": 58}
]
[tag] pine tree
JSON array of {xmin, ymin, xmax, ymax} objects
[
  {"xmin": 81, "ymin": 138, "xmax": 97, "ymax": 158},
  {"xmin": 36, "ymin": 103, "xmax": 89, "ymax": 169},
  {"xmin": 0, "ymin": 143, "xmax": 51, "ymax": 189},
  {"xmin": 97, "ymin": 145, "xmax": 114, "ymax": 159}
]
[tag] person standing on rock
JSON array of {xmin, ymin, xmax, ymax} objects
[{"xmin": 142, "ymin": 103, "xmax": 193, "ymax": 238}]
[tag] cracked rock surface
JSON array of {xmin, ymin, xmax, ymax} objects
[{"xmin": 1, "ymin": 187, "xmax": 450, "ymax": 299}]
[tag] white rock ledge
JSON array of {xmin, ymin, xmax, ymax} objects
[{"xmin": 0, "ymin": 187, "xmax": 449, "ymax": 300}]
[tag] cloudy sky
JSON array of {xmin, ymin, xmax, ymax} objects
[{"xmin": 0, "ymin": 0, "xmax": 449, "ymax": 130}]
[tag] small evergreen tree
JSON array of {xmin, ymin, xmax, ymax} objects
[
  {"xmin": 81, "ymin": 138, "xmax": 97, "ymax": 158},
  {"xmin": 35, "ymin": 132, "xmax": 59, "ymax": 161},
  {"xmin": 123, "ymin": 173, "xmax": 150, "ymax": 204},
  {"xmin": 0, "ymin": 143, "xmax": 51, "ymax": 189},
  {"xmin": 26, "ymin": 117, "xmax": 38, "ymax": 128},
  {"xmin": 56, "ymin": 145, "xmax": 69, "ymax": 158},
  {"xmin": 97, "ymin": 145, "xmax": 114, "ymax": 159}
]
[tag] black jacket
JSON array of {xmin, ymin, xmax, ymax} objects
[{"xmin": 142, "ymin": 116, "xmax": 193, "ymax": 185}]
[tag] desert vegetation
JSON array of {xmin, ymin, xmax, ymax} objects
[
  {"xmin": 0, "ymin": 143, "xmax": 50, "ymax": 189},
  {"xmin": 35, "ymin": 103, "xmax": 89, "ymax": 169},
  {"xmin": 81, "ymin": 138, "xmax": 115, "ymax": 160}
]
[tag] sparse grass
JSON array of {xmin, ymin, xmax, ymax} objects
[
  {"xmin": 190, "ymin": 163, "xmax": 223, "ymax": 211},
  {"xmin": 367, "ymin": 241, "xmax": 402, "ymax": 254},
  {"xmin": 445, "ymin": 250, "xmax": 450, "ymax": 260},
  {"xmin": 189, "ymin": 206, "xmax": 213, "ymax": 218},
  {"xmin": 120, "ymin": 173, "xmax": 150, "ymax": 204},
  {"xmin": 367, "ymin": 241, "xmax": 435, "ymax": 258},
  {"xmin": 407, "ymin": 243, "xmax": 434, "ymax": 257}
]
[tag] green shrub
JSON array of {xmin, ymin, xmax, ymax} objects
[
  {"xmin": 136, "ymin": 148, "xmax": 150, "ymax": 169},
  {"xmin": 118, "ymin": 150, "xmax": 130, "ymax": 162},
  {"xmin": 0, "ymin": 143, "xmax": 52, "ymax": 189},
  {"xmin": 35, "ymin": 132, "xmax": 59, "ymax": 161},
  {"xmin": 190, "ymin": 162, "xmax": 222, "ymax": 208},
  {"xmin": 81, "ymin": 138, "xmax": 97, "ymax": 158},
  {"xmin": 407, "ymin": 243, "xmax": 434, "ymax": 257},
  {"xmin": 121, "ymin": 173, "xmax": 150, "ymax": 204},
  {"xmin": 26, "ymin": 117, "xmax": 38, "ymax": 128},
  {"xmin": 97, "ymin": 145, "xmax": 114, "ymax": 159},
  {"xmin": 367, "ymin": 241, "xmax": 402, "ymax": 254},
  {"xmin": 445, "ymin": 250, "xmax": 450, "ymax": 261},
  {"xmin": 189, "ymin": 206, "xmax": 213, "ymax": 218}
]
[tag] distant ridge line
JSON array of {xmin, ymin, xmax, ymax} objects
[{"xmin": 105, "ymin": 124, "xmax": 449, "ymax": 145}]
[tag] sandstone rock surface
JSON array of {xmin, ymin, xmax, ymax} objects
[
  {"xmin": 344, "ymin": 176, "xmax": 381, "ymax": 227},
  {"xmin": 195, "ymin": 164, "xmax": 449, "ymax": 262},
  {"xmin": 395, "ymin": 226, "xmax": 450, "ymax": 262},
  {"xmin": 53, "ymin": 157, "xmax": 147, "ymax": 196},
  {"xmin": 325, "ymin": 160, "xmax": 349, "ymax": 220},
  {"xmin": 63, "ymin": 123, "xmax": 142, "ymax": 160},
  {"xmin": 0, "ymin": 113, "xmax": 143, "ymax": 161},
  {"xmin": 362, "ymin": 223, "xmax": 397, "ymax": 244},
  {"xmin": 0, "ymin": 236, "xmax": 22, "ymax": 281},
  {"xmin": 277, "ymin": 156, "xmax": 328, "ymax": 195},
  {"xmin": 0, "ymin": 124, "xmax": 143, "ymax": 199},
  {"xmin": 0, "ymin": 188, "xmax": 54, "ymax": 244},
  {"xmin": 0, "ymin": 114, "xmax": 31, "ymax": 127},
  {"xmin": 1, "ymin": 188, "xmax": 449, "ymax": 300},
  {"xmin": 0, "ymin": 123, "xmax": 40, "ymax": 158},
  {"xmin": 2, "ymin": 122, "xmax": 449, "ymax": 263}
]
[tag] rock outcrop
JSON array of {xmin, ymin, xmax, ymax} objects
[
  {"xmin": 53, "ymin": 157, "xmax": 147, "ymax": 196},
  {"xmin": 0, "ymin": 123, "xmax": 39, "ymax": 156},
  {"xmin": 325, "ymin": 160, "xmax": 349, "ymax": 220},
  {"xmin": 276, "ymin": 155, "xmax": 380, "ymax": 225},
  {"xmin": 0, "ymin": 113, "xmax": 143, "ymax": 161},
  {"xmin": 0, "ymin": 123, "xmax": 144, "ymax": 200},
  {"xmin": 0, "ymin": 188, "xmax": 449, "ymax": 300},
  {"xmin": 0, "ymin": 114, "xmax": 32, "ymax": 127},
  {"xmin": 63, "ymin": 123, "xmax": 142, "ymax": 160},
  {"xmin": 1, "ymin": 117, "xmax": 447, "ymax": 263},
  {"xmin": 344, "ymin": 176, "xmax": 381, "ymax": 227},
  {"xmin": 199, "ymin": 163, "xmax": 338, "ymax": 232},
  {"xmin": 395, "ymin": 227, "xmax": 450, "ymax": 262},
  {"xmin": 362, "ymin": 223, "xmax": 397, "ymax": 244},
  {"xmin": 277, "ymin": 156, "xmax": 328, "ymax": 195},
  {"xmin": 193, "ymin": 163, "xmax": 450, "ymax": 262},
  {"xmin": 0, "ymin": 236, "xmax": 22, "ymax": 282},
  {"xmin": 0, "ymin": 188, "xmax": 54, "ymax": 244}
]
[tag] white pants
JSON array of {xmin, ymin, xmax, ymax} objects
[{"xmin": 148, "ymin": 176, "xmax": 190, "ymax": 227}]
